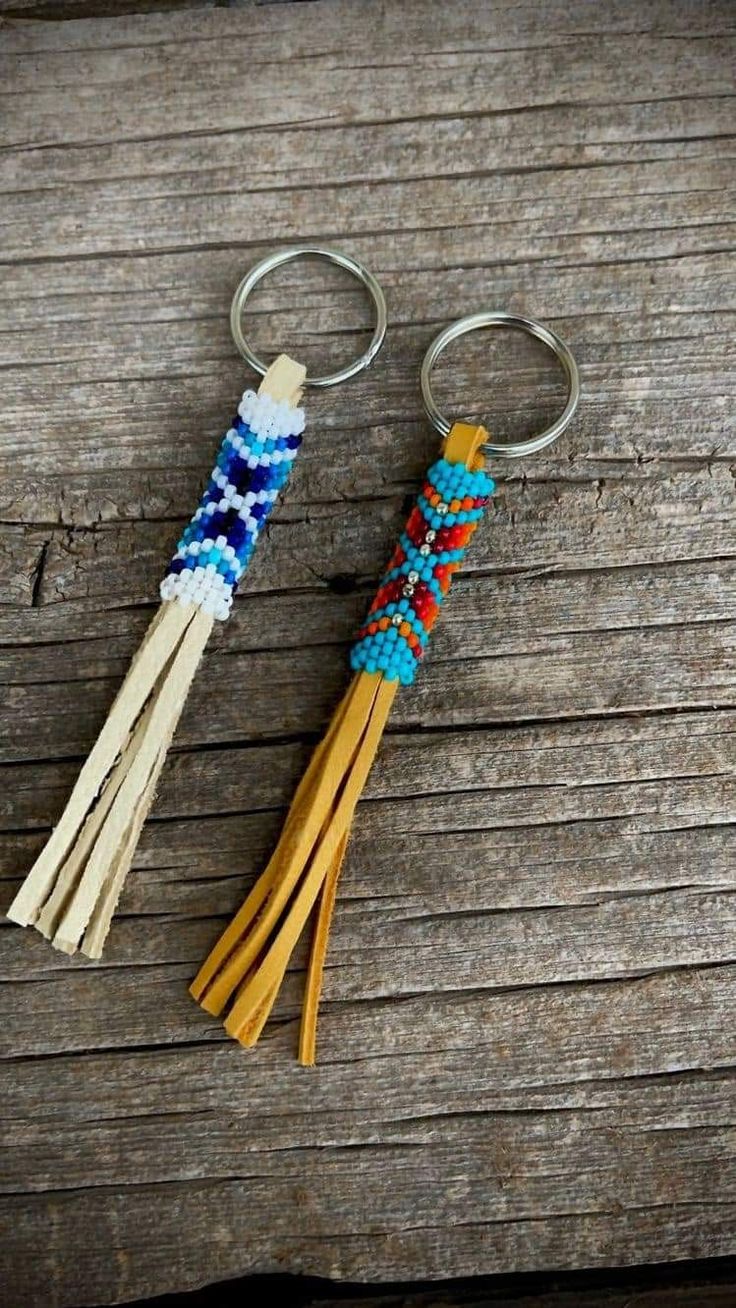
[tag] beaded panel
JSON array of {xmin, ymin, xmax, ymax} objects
[
  {"xmin": 350, "ymin": 456, "xmax": 495, "ymax": 685},
  {"xmin": 160, "ymin": 389, "xmax": 305, "ymax": 620}
]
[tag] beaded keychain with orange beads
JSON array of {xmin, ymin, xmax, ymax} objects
[{"xmin": 191, "ymin": 311, "xmax": 581, "ymax": 1064}]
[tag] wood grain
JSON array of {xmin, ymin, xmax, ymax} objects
[{"xmin": 0, "ymin": 0, "xmax": 734, "ymax": 1304}]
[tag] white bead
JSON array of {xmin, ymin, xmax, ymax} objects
[
  {"xmin": 231, "ymin": 493, "xmax": 243, "ymax": 510},
  {"xmin": 215, "ymin": 535, "xmax": 227, "ymax": 549}
]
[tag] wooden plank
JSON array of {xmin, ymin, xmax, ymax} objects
[{"xmin": 0, "ymin": 0, "xmax": 734, "ymax": 1304}]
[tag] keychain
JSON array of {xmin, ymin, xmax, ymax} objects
[
  {"xmin": 191, "ymin": 312, "xmax": 581, "ymax": 1063},
  {"xmin": 8, "ymin": 247, "xmax": 387, "ymax": 959}
]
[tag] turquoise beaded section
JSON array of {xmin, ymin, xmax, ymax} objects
[{"xmin": 350, "ymin": 456, "xmax": 494, "ymax": 686}]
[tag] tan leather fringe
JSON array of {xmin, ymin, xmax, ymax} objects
[
  {"xmin": 8, "ymin": 604, "xmax": 214, "ymax": 956},
  {"xmin": 8, "ymin": 355, "xmax": 305, "ymax": 958},
  {"xmin": 8, "ymin": 601, "xmax": 193, "ymax": 929},
  {"xmin": 298, "ymin": 828, "xmax": 349, "ymax": 1065},
  {"xmin": 192, "ymin": 421, "xmax": 488, "ymax": 1063},
  {"xmin": 191, "ymin": 673, "xmax": 396, "ymax": 1055}
]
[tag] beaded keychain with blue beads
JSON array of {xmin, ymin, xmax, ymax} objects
[
  {"xmin": 160, "ymin": 387, "xmax": 304, "ymax": 621},
  {"xmin": 8, "ymin": 247, "xmax": 387, "ymax": 961},
  {"xmin": 192, "ymin": 312, "xmax": 580, "ymax": 1065}
]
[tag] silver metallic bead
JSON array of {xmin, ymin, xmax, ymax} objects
[
  {"xmin": 407, "ymin": 570, "xmax": 420, "ymax": 584},
  {"xmin": 392, "ymin": 612, "xmax": 403, "ymax": 627},
  {"xmin": 403, "ymin": 583, "xmax": 415, "ymax": 597},
  {"xmin": 419, "ymin": 543, "xmax": 431, "ymax": 557},
  {"xmin": 436, "ymin": 502, "xmax": 448, "ymax": 516},
  {"xmin": 425, "ymin": 529, "xmax": 436, "ymax": 543}
]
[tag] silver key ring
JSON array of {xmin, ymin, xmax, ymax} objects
[
  {"xmin": 421, "ymin": 311, "xmax": 581, "ymax": 458},
  {"xmin": 230, "ymin": 246, "xmax": 387, "ymax": 388}
]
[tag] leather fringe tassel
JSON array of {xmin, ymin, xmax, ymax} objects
[
  {"xmin": 191, "ymin": 421, "xmax": 491, "ymax": 1062},
  {"xmin": 8, "ymin": 356, "xmax": 306, "ymax": 958},
  {"xmin": 7, "ymin": 603, "xmax": 213, "ymax": 956},
  {"xmin": 191, "ymin": 671, "xmax": 397, "ymax": 1063}
]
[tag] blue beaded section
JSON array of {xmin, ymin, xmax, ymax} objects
[{"xmin": 160, "ymin": 391, "xmax": 304, "ymax": 620}]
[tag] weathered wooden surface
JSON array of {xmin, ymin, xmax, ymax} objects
[{"xmin": 0, "ymin": 0, "xmax": 734, "ymax": 1304}]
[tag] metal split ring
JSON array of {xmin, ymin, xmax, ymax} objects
[
  {"xmin": 420, "ymin": 311, "xmax": 581, "ymax": 457},
  {"xmin": 230, "ymin": 246, "xmax": 387, "ymax": 388}
]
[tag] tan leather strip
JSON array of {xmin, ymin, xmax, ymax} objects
[
  {"xmin": 260, "ymin": 353, "xmax": 305, "ymax": 406},
  {"xmin": 202, "ymin": 674, "xmax": 378, "ymax": 1017},
  {"xmin": 81, "ymin": 726, "xmax": 170, "ymax": 958},
  {"xmin": 191, "ymin": 672, "xmax": 378, "ymax": 1012},
  {"xmin": 235, "ymin": 979, "xmax": 282, "ymax": 1048},
  {"xmin": 442, "ymin": 421, "xmax": 488, "ymax": 469},
  {"xmin": 224, "ymin": 674, "xmax": 396, "ymax": 1046},
  {"xmin": 35, "ymin": 700, "xmax": 157, "ymax": 941},
  {"xmin": 52, "ymin": 607, "xmax": 214, "ymax": 952},
  {"xmin": 7, "ymin": 602, "xmax": 194, "ymax": 927},
  {"xmin": 298, "ymin": 828, "xmax": 350, "ymax": 1066},
  {"xmin": 190, "ymin": 672, "xmax": 366, "ymax": 1008}
]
